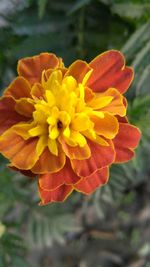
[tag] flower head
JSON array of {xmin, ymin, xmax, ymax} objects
[{"xmin": 0, "ymin": 51, "xmax": 141, "ymax": 204}]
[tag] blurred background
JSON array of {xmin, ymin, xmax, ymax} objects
[{"xmin": 0, "ymin": 0, "xmax": 150, "ymax": 266}]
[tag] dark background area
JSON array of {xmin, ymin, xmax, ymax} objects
[{"xmin": 0, "ymin": 0, "xmax": 150, "ymax": 267}]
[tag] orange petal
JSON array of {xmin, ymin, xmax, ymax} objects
[
  {"xmin": 45, "ymin": 67, "xmax": 67, "ymax": 81},
  {"xmin": 84, "ymin": 87, "xmax": 95, "ymax": 102},
  {"xmin": 39, "ymin": 183, "xmax": 73, "ymax": 204},
  {"xmin": 39, "ymin": 159, "xmax": 80, "ymax": 191},
  {"xmin": 113, "ymin": 123, "xmax": 141, "ymax": 162},
  {"xmin": 71, "ymin": 140, "xmax": 115, "ymax": 177},
  {"xmin": 17, "ymin": 53, "xmax": 61, "ymax": 85},
  {"xmin": 31, "ymin": 147, "xmax": 65, "ymax": 174},
  {"xmin": 74, "ymin": 167, "xmax": 109, "ymax": 194},
  {"xmin": 116, "ymin": 115, "xmax": 128, "ymax": 123},
  {"xmin": 114, "ymin": 147, "xmax": 135, "ymax": 163},
  {"xmin": 87, "ymin": 50, "xmax": 134, "ymax": 94},
  {"xmin": 91, "ymin": 113, "xmax": 119, "ymax": 139},
  {"xmin": 4, "ymin": 77, "xmax": 31, "ymax": 99},
  {"xmin": 31, "ymin": 83, "xmax": 45, "ymax": 98},
  {"xmin": 12, "ymin": 122, "xmax": 34, "ymax": 140},
  {"xmin": 59, "ymin": 136, "xmax": 91, "ymax": 160},
  {"xmin": 98, "ymin": 88, "xmax": 126, "ymax": 116},
  {"xmin": 0, "ymin": 96, "xmax": 28, "ymax": 134},
  {"xmin": 64, "ymin": 159, "xmax": 81, "ymax": 185},
  {"xmin": 0, "ymin": 130, "xmax": 39, "ymax": 169},
  {"xmin": 9, "ymin": 165, "xmax": 36, "ymax": 177},
  {"xmin": 65, "ymin": 60, "xmax": 92, "ymax": 83},
  {"xmin": 15, "ymin": 98, "xmax": 35, "ymax": 117},
  {"xmin": 39, "ymin": 172, "xmax": 64, "ymax": 191}
]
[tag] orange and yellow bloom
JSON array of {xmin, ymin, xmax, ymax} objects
[{"xmin": 0, "ymin": 51, "xmax": 141, "ymax": 204}]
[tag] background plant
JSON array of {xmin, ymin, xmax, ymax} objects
[{"xmin": 0, "ymin": 0, "xmax": 150, "ymax": 266}]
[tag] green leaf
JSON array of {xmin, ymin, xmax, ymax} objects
[
  {"xmin": 132, "ymin": 40, "xmax": 150, "ymax": 71},
  {"xmin": 121, "ymin": 22, "xmax": 150, "ymax": 60},
  {"xmin": 27, "ymin": 209, "xmax": 81, "ymax": 248},
  {"xmin": 38, "ymin": 0, "xmax": 48, "ymax": 19},
  {"xmin": 112, "ymin": 3, "xmax": 150, "ymax": 20},
  {"xmin": 68, "ymin": 0, "xmax": 91, "ymax": 14},
  {"xmin": 136, "ymin": 64, "xmax": 150, "ymax": 96}
]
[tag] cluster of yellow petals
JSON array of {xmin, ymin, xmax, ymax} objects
[{"xmin": 13, "ymin": 68, "xmax": 126, "ymax": 162}]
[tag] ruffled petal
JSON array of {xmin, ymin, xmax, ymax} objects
[
  {"xmin": 39, "ymin": 159, "xmax": 80, "ymax": 191},
  {"xmin": 71, "ymin": 140, "xmax": 115, "ymax": 177},
  {"xmin": 59, "ymin": 136, "xmax": 91, "ymax": 160},
  {"xmin": 0, "ymin": 130, "xmax": 39, "ymax": 169},
  {"xmin": 0, "ymin": 97, "xmax": 28, "ymax": 134},
  {"xmin": 31, "ymin": 83, "xmax": 45, "ymax": 98},
  {"xmin": 87, "ymin": 50, "xmax": 134, "ymax": 94},
  {"xmin": 15, "ymin": 98, "xmax": 35, "ymax": 117},
  {"xmin": 91, "ymin": 113, "xmax": 119, "ymax": 139},
  {"xmin": 39, "ymin": 172, "xmax": 64, "ymax": 191},
  {"xmin": 116, "ymin": 115, "xmax": 128, "ymax": 123},
  {"xmin": 31, "ymin": 147, "xmax": 66, "ymax": 174},
  {"xmin": 39, "ymin": 183, "xmax": 73, "ymax": 205},
  {"xmin": 84, "ymin": 87, "xmax": 95, "ymax": 102},
  {"xmin": 74, "ymin": 167, "xmax": 109, "ymax": 194},
  {"xmin": 9, "ymin": 165, "xmax": 36, "ymax": 177},
  {"xmin": 4, "ymin": 77, "xmax": 31, "ymax": 99},
  {"xmin": 65, "ymin": 60, "xmax": 92, "ymax": 83},
  {"xmin": 12, "ymin": 122, "xmax": 34, "ymax": 140},
  {"xmin": 17, "ymin": 53, "xmax": 61, "ymax": 85},
  {"xmin": 113, "ymin": 123, "xmax": 141, "ymax": 162},
  {"xmin": 98, "ymin": 88, "xmax": 126, "ymax": 116},
  {"xmin": 44, "ymin": 67, "xmax": 67, "ymax": 81}
]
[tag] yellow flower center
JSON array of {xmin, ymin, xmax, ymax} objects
[{"xmin": 14, "ymin": 69, "xmax": 122, "ymax": 157}]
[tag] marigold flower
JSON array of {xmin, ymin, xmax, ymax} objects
[{"xmin": 0, "ymin": 51, "xmax": 141, "ymax": 204}]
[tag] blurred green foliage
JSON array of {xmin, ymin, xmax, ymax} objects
[{"xmin": 0, "ymin": 0, "xmax": 150, "ymax": 267}]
